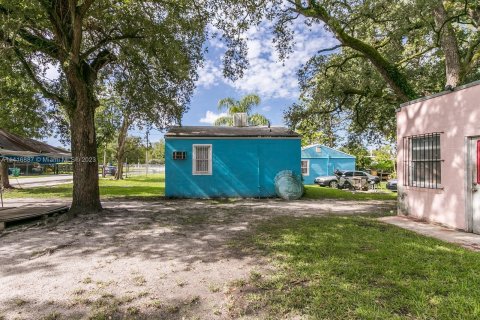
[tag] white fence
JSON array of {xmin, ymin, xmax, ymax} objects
[{"xmin": 123, "ymin": 164, "xmax": 165, "ymax": 176}]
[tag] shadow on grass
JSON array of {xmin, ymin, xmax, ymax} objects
[
  {"xmin": 0, "ymin": 293, "xmax": 207, "ymax": 320},
  {"xmin": 233, "ymin": 216, "xmax": 480, "ymax": 319},
  {"xmin": 0, "ymin": 198, "xmax": 412, "ymax": 319}
]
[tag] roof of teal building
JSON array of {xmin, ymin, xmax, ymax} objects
[
  {"xmin": 166, "ymin": 126, "xmax": 300, "ymax": 138},
  {"xmin": 301, "ymin": 144, "xmax": 355, "ymax": 159}
]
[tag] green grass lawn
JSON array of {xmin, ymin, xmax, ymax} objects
[
  {"xmin": 3, "ymin": 174, "xmax": 165, "ymax": 199},
  {"xmin": 303, "ymin": 184, "xmax": 397, "ymax": 201},
  {"xmin": 3, "ymin": 174, "xmax": 397, "ymax": 201},
  {"xmin": 236, "ymin": 216, "xmax": 480, "ymax": 319}
]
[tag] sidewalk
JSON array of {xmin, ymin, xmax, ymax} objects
[{"xmin": 379, "ymin": 215, "xmax": 480, "ymax": 251}]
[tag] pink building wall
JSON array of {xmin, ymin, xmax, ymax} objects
[{"xmin": 397, "ymin": 82, "xmax": 480, "ymax": 230}]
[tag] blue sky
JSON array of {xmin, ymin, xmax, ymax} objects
[{"xmin": 47, "ymin": 21, "xmax": 336, "ymax": 147}]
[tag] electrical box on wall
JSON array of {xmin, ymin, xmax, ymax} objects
[{"xmin": 173, "ymin": 151, "xmax": 186, "ymax": 160}]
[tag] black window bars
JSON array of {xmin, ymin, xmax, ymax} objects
[{"xmin": 403, "ymin": 132, "xmax": 443, "ymax": 189}]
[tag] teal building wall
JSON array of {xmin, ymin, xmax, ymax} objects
[
  {"xmin": 165, "ymin": 138, "xmax": 301, "ymax": 198},
  {"xmin": 301, "ymin": 145, "xmax": 356, "ymax": 184}
]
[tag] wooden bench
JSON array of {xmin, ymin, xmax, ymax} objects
[{"xmin": 0, "ymin": 205, "xmax": 69, "ymax": 231}]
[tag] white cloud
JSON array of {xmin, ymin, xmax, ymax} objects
[
  {"xmin": 196, "ymin": 19, "xmax": 338, "ymax": 99},
  {"xmin": 45, "ymin": 65, "xmax": 60, "ymax": 81},
  {"xmin": 232, "ymin": 22, "xmax": 337, "ymax": 99},
  {"xmin": 261, "ymin": 105, "xmax": 272, "ymax": 112},
  {"xmin": 199, "ymin": 110, "xmax": 228, "ymax": 124},
  {"xmin": 196, "ymin": 60, "xmax": 223, "ymax": 88}
]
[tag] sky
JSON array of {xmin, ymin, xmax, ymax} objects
[{"xmin": 47, "ymin": 20, "xmax": 336, "ymax": 147}]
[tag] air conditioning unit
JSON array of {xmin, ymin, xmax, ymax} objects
[
  {"xmin": 233, "ymin": 113, "xmax": 248, "ymax": 127},
  {"xmin": 172, "ymin": 151, "xmax": 186, "ymax": 160}
]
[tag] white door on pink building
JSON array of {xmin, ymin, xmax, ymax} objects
[{"xmin": 471, "ymin": 138, "xmax": 480, "ymax": 234}]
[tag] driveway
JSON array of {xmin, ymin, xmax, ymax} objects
[{"xmin": 0, "ymin": 198, "xmax": 395, "ymax": 319}]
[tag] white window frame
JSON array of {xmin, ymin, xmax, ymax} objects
[
  {"xmin": 192, "ymin": 144, "xmax": 212, "ymax": 175},
  {"xmin": 301, "ymin": 159, "xmax": 310, "ymax": 176},
  {"xmin": 316, "ymin": 146, "xmax": 322, "ymax": 153}
]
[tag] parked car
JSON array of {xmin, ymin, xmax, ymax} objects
[
  {"xmin": 337, "ymin": 170, "xmax": 380, "ymax": 189},
  {"xmin": 315, "ymin": 170, "xmax": 380, "ymax": 189},
  {"xmin": 314, "ymin": 175, "xmax": 340, "ymax": 188},
  {"xmin": 31, "ymin": 166, "xmax": 43, "ymax": 174},
  {"xmin": 104, "ymin": 166, "xmax": 117, "ymax": 176},
  {"xmin": 386, "ymin": 179, "xmax": 398, "ymax": 192}
]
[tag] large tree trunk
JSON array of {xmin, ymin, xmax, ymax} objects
[
  {"xmin": 434, "ymin": 3, "xmax": 462, "ymax": 87},
  {"xmin": 69, "ymin": 97, "xmax": 102, "ymax": 214},
  {"xmin": 0, "ymin": 161, "xmax": 12, "ymax": 189},
  {"xmin": 114, "ymin": 116, "xmax": 130, "ymax": 180}
]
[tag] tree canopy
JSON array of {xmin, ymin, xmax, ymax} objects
[
  {"xmin": 0, "ymin": 62, "xmax": 50, "ymax": 138},
  {"xmin": 211, "ymin": 0, "xmax": 480, "ymax": 142},
  {"xmin": 0, "ymin": 0, "xmax": 208, "ymax": 211}
]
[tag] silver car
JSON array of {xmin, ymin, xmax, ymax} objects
[{"xmin": 314, "ymin": 175, "xmax": 339, "ymax": 188}]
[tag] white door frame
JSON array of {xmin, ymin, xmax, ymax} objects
[{"xmin": 465, "ymin": 136, "xmax": 480, "ymax": 233}]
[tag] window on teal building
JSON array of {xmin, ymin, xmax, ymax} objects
[{"xmin": 193, "ymin": 144, "xmax": 212, "ymax": 175}]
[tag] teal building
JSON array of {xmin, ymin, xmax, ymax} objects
[
  {"xmin": 165, "ymin": 126, "xmax": 301, "ymax": 198},
  {"xmin": 301, "ymin": 144, "xmax": 356, "ymax": 184}
]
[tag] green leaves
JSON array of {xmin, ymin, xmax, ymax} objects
[
  {"xmin": 215, "ymin": 93, "xmax": 270, "ymax": 126},
  {"xmin": 0, "ymin": 0, "xmax": 209, "ymax": 132},
  {"xmin": 212, "ymin": 0, "xmax": 480, "ymax": 143},
  {"xmin": 0, "ymin": 60, "xmax": 49, "ymax": 138}
]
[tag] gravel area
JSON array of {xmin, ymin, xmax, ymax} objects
[{"xmin": 0, "ymin": 198, "xmax": 395, "ymax": 320}]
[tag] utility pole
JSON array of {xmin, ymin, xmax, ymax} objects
[
  {"xmin": 145, "ymin": 128, "xmax": 150, "ymax": 176},
  {"xmin": 102, "ymin": 143, "xmax": 107, "ymax": 178}
]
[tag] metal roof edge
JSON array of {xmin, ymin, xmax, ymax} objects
[
  {"xmin": 165, "ymin": 136, "xmax": 301, "ymax": 140},
  {"xmin": 165, "ymin": 126, "xmax": 301, "ymax": 138},
  {"xmin": 301, "ymin": 156, "xmax": 357, "ymax": 159},
  {"xmin": 301, "ymin": 143, "xmax": 355, "ymax": 158},
  {"xmin": 398, "ymin": 80, "xmax": 480, "ymax": 111}
]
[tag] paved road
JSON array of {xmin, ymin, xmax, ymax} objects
[
  {"xmin": 7, "ymin": 165, "xmax": 165, "ymax": 188},
  {"xmin": 8, "ymin": 175, "xmax": 73, "ymax": 189}
]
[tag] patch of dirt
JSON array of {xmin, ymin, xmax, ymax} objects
[{"xmin": 0, "ymin": 198, "xmax": 395, "ymax": 319}]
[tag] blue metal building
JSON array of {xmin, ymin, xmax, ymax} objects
[
  {"xmin": 165, "ymin": 126, "xmax": 301, "ymax": 198},
  {"xmin": 301, "ymin": 144, "xmax": 356, "ymax": 184}
]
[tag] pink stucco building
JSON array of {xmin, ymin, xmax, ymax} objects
[{"xmin": 397, "ymin": 81, "xmax": 480, "ymax": 233}]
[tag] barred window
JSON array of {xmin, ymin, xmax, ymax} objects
[
  {"xmin": 301, "ymin": 160, "xmax": 309, "ymax": 176},
  {"xmin": 403, "ymin": 133, "xmax": 442, "ymax": 188},
  {"xmin": 193, "ymin": 144, "xmax": 212, "ymax": 175}
]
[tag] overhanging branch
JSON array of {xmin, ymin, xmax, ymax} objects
[
  {"xmin": 89, "ymin": 49, "xmax": 116, "ymax": 77},
  {"xmin": 13, "ymin": 47, "xmax": 69, "ymax": 107},
  {"xmin": 80, "ymin": 32, "xmax": 144, "ymax": 60},
  {"xmin": 317, "ymin": 44, "xmax": 343, "ymax": 55},
  {"xmin": 79, "ymin": 0, "xmax": 95, "ymax": 17}
]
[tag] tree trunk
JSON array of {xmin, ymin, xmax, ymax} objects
[
  {"xmin": 114, "ymin": 116, "xmax": 130, "ymax": 180},
  {"xmin": 69, "ymin": 97, "xmax": 102, "ymax": 214},
  {"xmin": 0, "ymin": 161, "xmax": 12, "ymax": 189},
  {"xmin": 434, "ymin": 2, "xmax": 462, "ymax": 87}
]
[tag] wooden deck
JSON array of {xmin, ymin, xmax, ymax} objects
[{"xmin": 0, "ymin": 205, "xmax": 69, "ymax": 230}]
